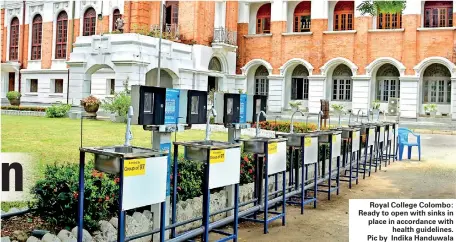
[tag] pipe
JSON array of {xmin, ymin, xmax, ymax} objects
[
  {"xmin": 317, "ymin": 111, "xmax": 323, "ymax": 131},
  {"xmin": 157, "ymin": 0, "xmax": 163, "ymax": 87},
  {"xmin": 124, "ymin": 106, "xmax": 133, "ymax": 146},
  {"xmin": 290, "ymin": 110, "xmax": 305, "ymax": 134},
  {"xmin": 0, "ymin": 208, "xmax": 31, "ymax": 219},
  {"xmin": 18, "ymin": 0, "xmax": 26, "ymax": 93},
  {"xmin": 67, "ymin": 0, "xmax": 75, "ymax": 105},
  {"xmin": 205, "ymin": 106, "xmax": 217, "ymax": 141},
  {"xmin": 356, "ymin": 109, "xmax": 361, "ymax": 123},
  {"xmin": 255, "ymin": 111, "xmax": 267, "ymax": 137}
]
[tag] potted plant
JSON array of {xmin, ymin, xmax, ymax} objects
[
  {"xmin": 80, "ymin": 95, "xmax": 100, "ymax": 119},
  {"xmin": 101, "ymin": 91, "xmax": 131, "ymax": 123},
  {"xmin": 424, "ymin": 104, "xmax": 437, "ymax": 117},
  {"xmin": 331, "ymin": 103, "xmax": 345, "ymax": 115},
  {"xmin": 6, "ymin": 91, "xmax": 21, "ymax": 106},
  {"xmin": 289, "ymin": 101, "xmax": 302, "ymax": 111}
]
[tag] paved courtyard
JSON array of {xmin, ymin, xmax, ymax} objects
[{"xmin": 232, "ymin": 134, "xmax": 456, "ymax": 242}]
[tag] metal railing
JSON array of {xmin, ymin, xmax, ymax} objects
[
  {"xmin": 150, "ymin": 23, "xmax": 180, "ymax": 40},
  {"xmin": 213, "ymin": 27, "xmax": 237, "ymax": 46}
]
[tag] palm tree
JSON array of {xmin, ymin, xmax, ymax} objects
[{"xmin": 357, "ymin": 0, "xmax": 407, "ymax": 16}]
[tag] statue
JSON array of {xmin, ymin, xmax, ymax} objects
[{"xmin": 115, "ymin": 14, "xmax": 124, "ymax": 33}]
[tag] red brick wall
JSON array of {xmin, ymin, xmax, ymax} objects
[
  {"xmin": 41, "ymin": 22, "xmax": 53, "ymax": 69},
  {"xmin": 21, "ymin": 24, "xmax": 28, "ymax": 68},
  {"xmin": 225, "ymin": 1, "xmax": 238, "ymax": 32},
  {"xmin": 239, "ymin": 14, "xmax": 456, "ymax": 76},
  {"xmin": 1, "ymin": 9, "xmax": 6, "ymax": 63}
]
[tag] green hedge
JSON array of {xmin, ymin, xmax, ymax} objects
[{"xmin": 1, "ymin": 106, "xmax": 47, "ymax": 112}]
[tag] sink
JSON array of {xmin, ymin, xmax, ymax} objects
[
  {"xmin": 241, "ymin": 137, "xmax": 287, "ymax": 154},
  {"xmin": 80, "ymin": 145, "xmax": 166, "ymax": 174},
  {"xmin": 333, "ymin": 127, "xmax": 359, "ymax": 139},
  {"xmin": 276, "ymin": 132, "xmax": 319, "ymax": 147},
  {"xmin": 175, "ymin": 140, "xmax": 241, "ymax": 162}
]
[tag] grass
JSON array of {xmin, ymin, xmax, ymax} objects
[{"xmin": 1, "ymin": 115, "xmax": 234, "ymax": 173}]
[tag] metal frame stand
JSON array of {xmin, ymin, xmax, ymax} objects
[
  {"xmin": 285, "ymin": 137, "xmax": 318, "ymax": 214},
  {"xmin": 171, "ymin": 144, "xmax": 240, "ymax": 242},
  {"xmin": 78, "ymin": 151, "xmax": 166, "ymax": 242},
  {"xmin": 341, "ymin": 131, "xmax": 359, "ymax": 188},
  {"xmin": 316, "ymin": 135, "xmax": 341, "ymax": 199},
  {"xmin": 363, "ymin": 128, "xmax": 378, "ymax": 175},
  {"xmin": 240, "ymin": 141, "xmax": 286, "ymax": 234}
]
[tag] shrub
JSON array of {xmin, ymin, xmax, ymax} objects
[
  {"xmin": 45, "ymin": 102, "xmax": 71, "ymax": 118},
  {"xmin": 101, "ymin": 91, "xmax": 131, "ymax": 118},
  {"xmin": 32, "ymin": 162, "xmax": 119, "ymax": 231},
  {"xmin": 170, "ymin": 157, "xmax": 204, "ymax": 202},
  {"xmin": 252, "ymin": 120, "xmax": 317, "ymax": 133},
  {"xmin": 240, "ymin": 153, "xmax": 255, "ymax": 184},
  {"xmin": 1, "ymin": 106, "xmax": 47, "ymax": 112},
  {"xmin": 6, "ymin": 91, "xmax": 21, "ymax": 100}
]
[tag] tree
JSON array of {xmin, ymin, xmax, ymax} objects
[{"xmin": 356, "ymin": 0, "xmax": 407, "ymax": 16}]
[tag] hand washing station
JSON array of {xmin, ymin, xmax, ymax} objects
[
  {"xmin": 332, "ymin": 124, "xmax": 361, "ymax": 188},
  {"xmin": 171, "ymin": 103, "xmax": 242, "ymax": 242},
  {"xmin": 240, "ymin": 111, "xmax": 288, "ymax": 234},
  {"xmin": 78, "ymin": 107, "xmax": 169, "ymax": 242}
]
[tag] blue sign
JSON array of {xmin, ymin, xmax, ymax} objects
[
  {"xmin": 160, "ymin": 142, "xmax": 172, "ymax": 196},
  {"xmin": 165, "ymin": 89, "xmax": 180, "ymax": 124},
  {"xmin": 240, "ymin": 94, "xmax": 247, "ymax": 124}
]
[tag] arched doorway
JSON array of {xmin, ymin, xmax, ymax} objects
[
  {"xmin": 376, "ymin": 64, "xmax": 400, "ymax": 110},
  {"xmin": 291, "ymin": 64, "xmax": 309, "ymax": 101},
  {"xmin": 145, "ymin": 68, "xmax": 176, "ymax": 88},
  {"xmin": 208, "ymin": 57, "xmax": 222, "ymax": 92},
  {"xmin": 255, "ymin": 66, "xmax": 269, "ymax": 96},
  {"xmin": 331, "ymin": 64, "xmax": 352, "ymax": 102},
  {"xmin": 89, "ymin": 66, "xmax": 116, "ymax": 99},
  {"xmin": 422, "ymin": 63, "xmax": 451, "ymax": 115}
]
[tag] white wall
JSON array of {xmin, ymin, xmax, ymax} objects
[{"xmin": 20, "ymin": 71, "xmax": 68, "ymax": 104}]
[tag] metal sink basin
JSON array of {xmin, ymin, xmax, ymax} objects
[
  {"xmin": 80, "ymin": 145, "xmax": 166, "ymax": 174},
  {"xmin": 333, "ymin": 127, "xmax": 358, "ymax": 139},
  {"xmin": 175, "ymin": 140, "xmax": 241, "ymax": 162},
  {"xmin": 276, "ymin": 132, "xmax": 319, "ymax": 147},
  {"xmin": 241, "ymin": 137, "xmax": 287, "ymax": 154}
]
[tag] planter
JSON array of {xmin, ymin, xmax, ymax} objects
[
  {"xmin": 430, "ymin": 111, "xmax": 437, "ymax": 118},
  {"xmin": 8, "ymin": 98, "xmax": 20, "ymax": 106},
  {"xmin": 82, "ymin": 104, "xmax": 99, "ymax": 119}
]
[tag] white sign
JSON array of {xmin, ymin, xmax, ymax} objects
[
  {"xmin": 352, "ymin": 131, "xmax": 360, "ymax": 152},
  {"xmin": 304, "ymin": 137, "xmax": 319, "ymax": 164},
  {"xmin": 122, "ymin": 156, "xmax": 168, "ymax": 211},
  {"xmin": 350, "ymin": 199, "xmax": 456, "ymax": 242},
  {"xmin": 368, "ymin": 128, "xmax": 376, "ymax": 146},
  {"xmin": 332, "ymin": 134, "xmax": 341, "ymax": 158},
  {"xmin": 267, "ymin": 141, "xmax": 287, "ymax": 175},
  {"xmin": 209, "ymin": 147, "xmax": 241, "ymax": 189},
  {"xmin": 379, "ymin": 127, "xmax": 385, "ymax": 142}
]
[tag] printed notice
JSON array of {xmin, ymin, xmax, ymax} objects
[
  {"xmin": 268, "ymin": 143, "xmax": 277, "ymax": 155},
  {"xmin": 124, "ymin": 159, "xmax": 146, "ymax": 176},
  {"xmin": 305, "ymin": 137, "xmax": 312, "ymax": 147},
  {"xmin": 350, "ymin": 199, "xmax": 455, "ymax": 242},
  {"xmin": 210, "ymin": 150, "xmax": 225, "ymax": 164}
]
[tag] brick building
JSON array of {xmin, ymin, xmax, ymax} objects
[{"xmin": 1, "ymin": 0, "xmax": 456, "ymax": 119}]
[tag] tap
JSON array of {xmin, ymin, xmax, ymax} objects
[
  {"xmin": 317, "ymin": 111, "xmax": 323, "ymax": 131},
  {"xmin": 383, "ymin": 111, "xmax": 386, "ymax": 122},
  {"xmin": 356, "ymin": 109, "xmax": 362, "ymax": 123},
  {"xmin": 348, "ymin": 111, "xmax": 353, "ymax": 126},
  {"xmin": 367, "ymin": 109, "xmax": 371, "ymax": 122},
  {"xmin": 124, "ymin": 106, "xmax": 134, "ymax": 146},
  {"xmin": 205, "ymin": 106, "xmax": 217, "ymax": 141},
  {"xmin": 256, "ymin": 111, "xmax": 267, "ymax": 137},
  {"xmin": 290, "ymin": 110, "xmax": 305, "ymax": 133}
]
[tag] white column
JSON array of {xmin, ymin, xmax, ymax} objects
[
  {"xmin": 271, "ymin": 0, "xmax": 286, "ymax": 22},
  {"xmin": 308, "ymin": 75, "xmax": 325, "ymax": 113},
  {"xmin": 399, "ymin": 76, "xmax": 419, "ymax": 119},
  {"xmin": 352, "ymin": 76, "xmax": 370, "ymax": 114},
  {"xmin": 238, "ymin": 2, "xmax": 250, "ymax": 24},
  {"xmin": 267, "ymin": 75, "xmax": 284, "ymax": 113},
  {"xmin": 67, "ymin": 68, "xmax": 86, "ymax": 106},
  {"xmin": 452, "ymin": 78, "xmax": 456, "ymax": 120},
  {"xmin": 214, "ymin": 1, "xmax": 226, "ymax": 28}
]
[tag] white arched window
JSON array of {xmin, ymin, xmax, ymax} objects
[
  {"xmin": 423, "ymin": 64, "xmax": 451, "ymax": 104},
  {"xmin": 291, "ymin": 65, "xmax": 309, "ymax": 100},
  {"xmin": 376, "ymin": 64, "xmax": 400, "ymax": 102},
  {"xmin": 255, "ymin": 66, "xmax": 269, "ymax": 96},
  {"xmin": 332, "ymin": 64, "xmax": 352, "ymax": 101}
]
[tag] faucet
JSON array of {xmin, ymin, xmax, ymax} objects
[
  {"xmin": 290, "ymin": 110, "xmax": 305, "ymax": 134},
  {"xmin": 124, "ymin": 106, "xmax": 134, "ymax": 146},
  {"xmin": 348, "ymin": 111, "xmax": 353, "ymax": 126},
  {"xmin": 356, "ymin": 109, "xmax": 362, "ymax": 123},
  {"xmin": 256, "ymin": 111, "xmax": 267, "ymax": 137},
  {"xmin": 305, "ymin": 112, "xmax": 322, "ymax": 131},
  {"xmin": 205, "ymin": 106, "xmax": 217, "ymax": 141},
  {"xmin": 367, "ymin": 109, "xmax": 371, "ymax": 123}
]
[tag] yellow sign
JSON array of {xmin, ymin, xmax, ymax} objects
[
  {"xmin": 369, "ymin": 129, "xmax": 375, "ymax": 136},
  {"xmin": 210, "ymin": 150, "xmax": 225, "ymax": 164},
  {"xmin": 381, "ymin": 127, "xmax": 385, "ymax": 133},
  {"xmin": 268, "ymin": 143, "xmax": 277, "ymax": 155},
  {"xmin": 124, "ymin": 159, "xmax": 146, "ymax": 177},
  {"xmin": 353, "ymin": 132, "xmax": 357, "ymax": 139},
  {"xmin": 305, "ymin": 137, "xmax": 312, "ymax": 147},
  {"xmin": 332, "ymin": 135, "xmax": 337, "ymax": 143}
]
